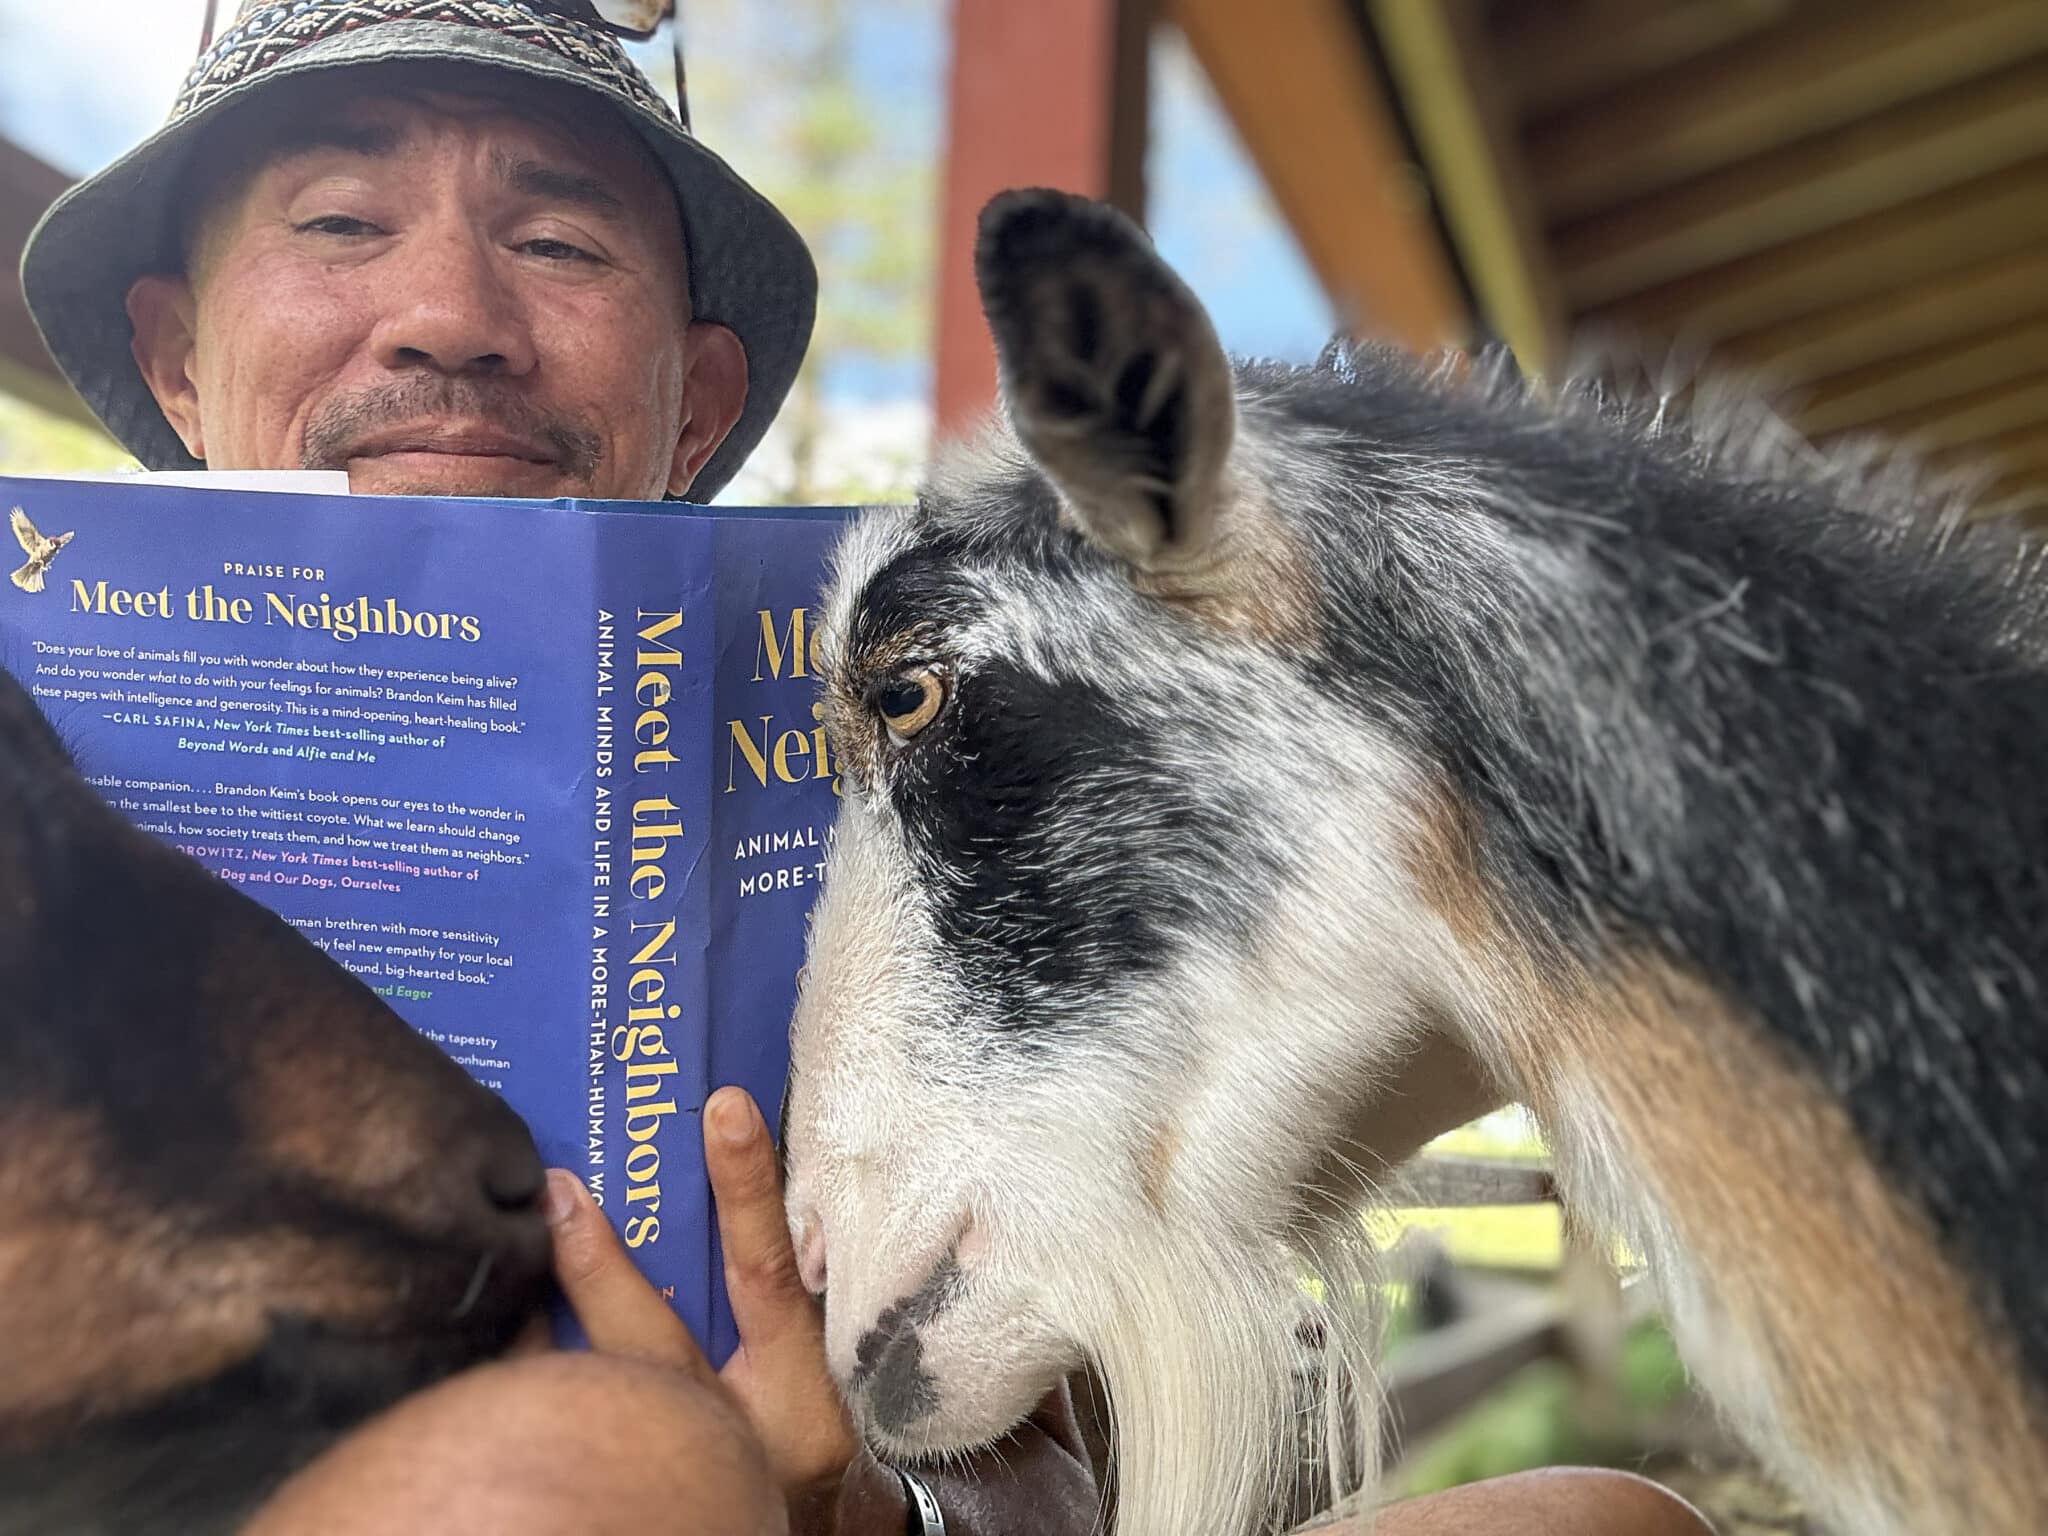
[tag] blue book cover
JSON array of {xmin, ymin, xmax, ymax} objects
[{"xmin": 0, "ymin": 473, "xmax": 849, "ymax": 1361}]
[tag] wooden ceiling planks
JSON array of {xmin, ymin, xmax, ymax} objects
[
  {"xmin": 1439, "ymin": 0, "xmax": 2048, "ymax": 513},
  {"xmin": 1793, "ymin": 317, "xmax": 2048, "ymax": 438},
  {"xmin": 1852, "ymin": 373, "xmax": 2048, "ymax": 457},
  {"xmin": 1935, "ymin": 424, "xmax": 2048, "ymax": 483},
  {"xmin": 1551, "ymin": 56, "xmax": 2048, "ymax": 309},
  {"xmin": 1585, "ymin": 157, "xmax": 2048, "ymax": 343},
  {"xmin": 1524, "ymin": 0, "xmax": 2048, "ymax": 222},
  {"xmin": 1492, "ymin": 0, "xmax": 1797, "ymax": 120},
  {"xmin": 1719, "ymin": 245, "xmax": 2048, "ymax": 389}
]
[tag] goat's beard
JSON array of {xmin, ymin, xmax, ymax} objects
[{"xmin": 1077, "ymin": 1203, "xmax": 1388, "ymax": 1535}]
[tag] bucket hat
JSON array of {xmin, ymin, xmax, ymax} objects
[{"xmin": 18, "ymin": 0, "xmax": 816, "ymax": 501}]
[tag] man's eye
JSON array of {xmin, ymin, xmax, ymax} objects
[
  {"xmin": 520, "ymin": 238, "xmax": 600, "ymax": 263},
  {"xmin": 294, "ymin": 215, "xmax": 381, "ymax": 238}
]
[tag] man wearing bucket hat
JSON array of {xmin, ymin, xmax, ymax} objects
[
  {"xmin": 16, "ymin": 5, "xmax": 1715, "ymax": 1533},
  {"xmin": 18, "ymin": 3, "xmax": 1100, "ymax": 1532},
  {"xmin": 22, "ymin": 0, "xmax": 802, "ymax": 503}
]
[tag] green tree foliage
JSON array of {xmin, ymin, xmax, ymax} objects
[
  {"xmin": 638, "ymin": 0, "xmax": 936, "ymax": 502},
  {"xmin": 0, "ymin": 390, "xmax": 131, "ymax": 476}
]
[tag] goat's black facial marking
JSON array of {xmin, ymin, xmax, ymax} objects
[
  {"xmin": 832, "ymin": 500, "xmax": 1294, "ymax": 1045},
  {"xmin": 887, "ymin": 651, "xmax": 1280, "ymax": 1033},
  {"xmin": 853, "ymin": 1318, "xmax": 938, "ymax": 1434}
]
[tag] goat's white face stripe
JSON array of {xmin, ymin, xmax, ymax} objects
[{"xmin": 788, "ymin": 431, "xmax": 1450, "ymax": 1522}]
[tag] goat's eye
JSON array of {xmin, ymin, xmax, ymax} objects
[{"xmin": 874, "ymin": 669, "xmax": 946, "ymax": 742}]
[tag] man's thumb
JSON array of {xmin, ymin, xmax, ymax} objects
[{"xmin": 546, "ymin": 1168, "xmax": 714, "ymax": 1381}]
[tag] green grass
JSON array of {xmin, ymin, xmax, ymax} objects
[
  {"xmin": 1369, "ymin": 1109, "xmax": 1687, "ymax": 1492},
  {"xmin": 1397, "ymin": 1321, "xmax": 1691, "ymax": 1495}
]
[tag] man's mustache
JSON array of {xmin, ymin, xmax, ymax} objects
[{"xmin": 301, "ymin": 378, "xmax": 603, "ymax": 480}]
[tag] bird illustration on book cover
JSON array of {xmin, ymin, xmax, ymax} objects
[{"xmin": 9, "ymin": 507, "xmax": 73, "ymax": 594}]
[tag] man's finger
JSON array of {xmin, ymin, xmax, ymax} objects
[
  {"xmin": 545, "ymin": 1167, "xmax": 715, "ymax": 1382},
  {"xmin": 703, "ymin": 1087, "xmax": 818, "ymax": 1359}
]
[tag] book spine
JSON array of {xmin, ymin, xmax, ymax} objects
[
  {"xmin": 590, "ymin": 513, "xmax": 719, "ymax": 1346},
  {"xmin": 701, "ymin": 512, "xmax": 849, "ymax": 1362}
]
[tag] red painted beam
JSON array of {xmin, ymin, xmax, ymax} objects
[{"xmin": 932, "ymin": 0, "xmax": 1150, "ymax": 439}]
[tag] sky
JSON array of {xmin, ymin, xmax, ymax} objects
[{"xmin": 0, "ymin": 0, "xmax": 1333, "ymax": 498}]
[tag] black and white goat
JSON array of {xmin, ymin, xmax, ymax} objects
[{"xmin": 781, "ymin": 189, "xmax": 2048, "ymax": 1535}]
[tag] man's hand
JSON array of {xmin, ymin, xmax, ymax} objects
[
  {"xmin": 547, "ymin": 1087, "xmax": 865, "ymax": 1528},
  {"xmin": 702, "ymin": 1088, "xmax": 865, "ymax": 1516}
]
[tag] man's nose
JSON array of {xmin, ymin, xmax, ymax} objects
[{"xmin": 367, "ymin": 224, "xmax": 538, "ymax": 378}]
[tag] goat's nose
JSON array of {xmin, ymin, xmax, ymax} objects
[
  {"xmin": 851, "ymin": 1255, "xmax": 961, "ymax": 1435},
  {"xmin": 481, "ymin": 1136, "xmax": 545, "ymax": 1213},
  {"xmin": 464, "ymin": 1096, "xmax": 547, "ymax": 1228}
]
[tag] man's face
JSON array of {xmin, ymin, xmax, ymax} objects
[{"xmin": 127, "ymin": 80, "xmax": 746, "ymax": 500}]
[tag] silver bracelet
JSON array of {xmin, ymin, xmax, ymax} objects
[{"xmin": 897, "ymin": 1468, "xmax": 946, "ymax": 1536}]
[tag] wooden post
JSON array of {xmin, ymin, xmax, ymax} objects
[{"xmin": 932, "ymin": 0, "xmax": 1152, "ymax": 439}]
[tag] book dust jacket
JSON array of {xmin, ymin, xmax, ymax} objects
[{"xmin": 0, "ymin": 474, "xmax": 850, "ymax": 1359}]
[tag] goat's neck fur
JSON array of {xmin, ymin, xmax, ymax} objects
[{"xmin": 1246, "ymin": 349, "xmax": 2048, "ymax": 1533}]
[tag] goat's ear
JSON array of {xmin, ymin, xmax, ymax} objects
[{"xmin": 975, "ymin": 189, "xmax": 1236, "ymax": 570}]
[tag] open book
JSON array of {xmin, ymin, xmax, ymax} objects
[{"xmin": 0, "ymin": 471, "xmax": 850, "ymax": 1360}]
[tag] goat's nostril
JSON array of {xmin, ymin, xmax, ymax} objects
[
  {"xmin": 480, "ymin": 1140, "xmax": 546, "ymax": 1213},
  {"xmin": 796, "ymin": 1215, "xmax": 828, "ymax": 1296},
  {"xmin": 954, "ymin": 1218, "xmax": 989, "ymax": 1268}
]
